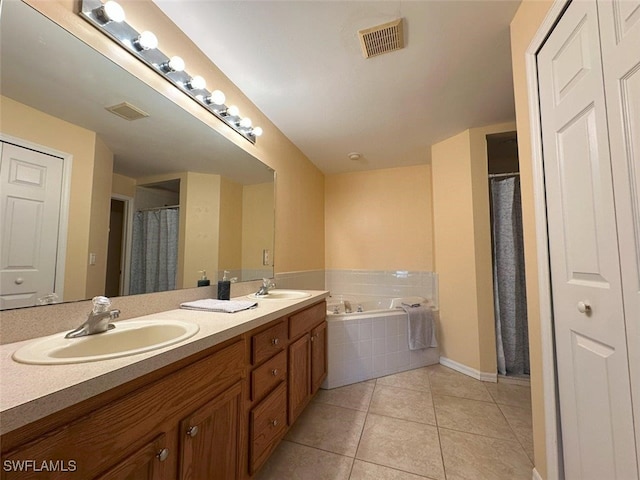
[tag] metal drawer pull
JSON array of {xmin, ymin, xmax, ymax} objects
[
  {"xmin": 156, "ymin": 448, "xmax": 169, "ymax": 462},
  {"xmin": 270, "ymin": 419, "xmax": 278, "ymax": 427},
  {"xmin": 187, "ymin": 425, "xmax": 199, "ymax": 437},
  {"xmin": 577, "ymin": 301, "xmax": 592, "ymax": 314},
  {"xmin": 271, "ymin": 338, "xmax": 279, "ymax": 346},
  {"xmin": 271, "ymin": 368, "xmax": 279, "ymax": 376}
]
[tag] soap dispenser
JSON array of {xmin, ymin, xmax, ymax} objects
[
  {"xmin": 197, "ymin": 270, "xmax": 210, "ymax": 287},
  {"xmin": 218, "ymin": 270, "xmax": 231, "ymax": 300}
]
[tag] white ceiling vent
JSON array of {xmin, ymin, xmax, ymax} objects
[
  {"xmin": 358, "ymin": 18, "xmax": 404, "ymax": 59},
  {"xmin": 106, "ymin": 102, "xmax": 149, "ymax": 121}
]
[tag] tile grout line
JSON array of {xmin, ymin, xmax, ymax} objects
[
  {"xmin": 346, "ymin": 377, "xmax": 378, "ymax": 479},
  {"xmin": 429, "ymin": 372, "xmax": 449, "ymax": 480}
]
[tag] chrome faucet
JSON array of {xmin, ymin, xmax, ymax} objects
[
  {"xmin": 65, "ymin": 296, "xmax": 120, "ymax": 339},
  {"xmin": 255, "ymin": 278, "xmax": 276, "ymax": 297}
]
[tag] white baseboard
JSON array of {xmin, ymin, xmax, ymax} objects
[
  {"xmin": 532, "ymin": 467, "xmax": 543, "ymax": 480},
  {"xmin": 439, "ymin": 356, "xmax": 498, "ymax": 383}
]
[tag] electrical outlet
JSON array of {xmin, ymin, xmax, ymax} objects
[
  {"xmin": 262, "ymin": 249, "xmax": 270, "ymax": 266},
  {"xmin": 89, "ymin": 253, "xmax": 96, "ymax": 265}
]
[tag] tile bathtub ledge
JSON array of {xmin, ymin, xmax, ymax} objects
[{"xmin": 0, "ymin": 290, "xmax": 329, "ymax": 435}]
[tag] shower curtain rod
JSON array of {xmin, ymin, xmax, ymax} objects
[
  {"xmin": 136, "ymin": 205, "xmax": 180, "ymax": 212},
  {"xmin": 489, "ymin": 172, "xmax": 520, "ymax": 178}
]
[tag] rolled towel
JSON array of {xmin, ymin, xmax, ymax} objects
[
  {"xmin": 180, "ymin": 299, "xmax": 257, "ymax": 313},
  {"xmin": 401, "ymin": 304, "xmax": 437, "ymax": 350}
]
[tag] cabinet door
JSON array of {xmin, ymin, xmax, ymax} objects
[
  {"xmin": 310, "ymin": 322, "xmax": 327, "ymax": 395},
  {"xmin": 94, "ymin": 434, "xmax": 169, "ymax": 480},
  {"xmin": 179, "ymin": 382, "xmax": 242, "ymax": 480},
  {"xmin": 288, "ymin": 334, "xmax": 310, "ymax": 425}
]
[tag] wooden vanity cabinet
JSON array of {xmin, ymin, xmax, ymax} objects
[
  {"xmin": 1, "ymin": 339, "xmax": 245, "ymax": 480},
  {"xmin": 1, "ymin": 299, "xmax": 328, "ymax": 480},
  {"xmin": 287, "ymin": 302, "xmax": 327, "ymax": 426}
]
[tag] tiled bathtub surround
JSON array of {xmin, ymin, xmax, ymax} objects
[
  {"xmin": 325, "ymin": 270, "xmax": 438, "ymax": 308},
  {"xmin": 324, "ymin": 310, "xmax": 440, "ymax": 388}
]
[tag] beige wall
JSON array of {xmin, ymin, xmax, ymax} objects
[
  {"xmin": 325, "ymin": 165, "xmax": 433, "ymax": 271},
  {"xmin": 218, "ymin": 177, "xmax": 243, "ymax": 273},
  {"xmin": 182, "ymin": 172, "xmax": 221, "ymax": 289},
  {"xmin": 85, "ymin": 135, "xmax": 114, "ymax": 297},
  {"xmin": 510, "ymin": 1, "xmax": 555, "ymax": 478},
  {"xmin": 25, "ymin": 0, "xmax": 325, "ymax": 277},
  {"xmin": 432, "ymin": 122, "xmax": 514, "ymax": 375},
  {"xmin": 112, "ymin": 173, "xmax": 136, "ymax": 198},
  {"xmin": 0, "ymin": 95, "xmax": 98, "ymax": 302},
  {"xmin": 242, "ymin": 183, "xmax": 275, "ymax": 271}
]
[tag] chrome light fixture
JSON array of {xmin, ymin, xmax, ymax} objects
[{"xmin": 80, "ymin": 0, "xmax": 262, "ymax": 144}]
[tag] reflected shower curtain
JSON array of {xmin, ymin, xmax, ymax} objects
[
  {"xmin": 130, "ymin": 208, "xmax": 179, "ymax": 295},
  {"xmin": 490, "ymin": 176, "xmax": 529, "ymax": 376}
]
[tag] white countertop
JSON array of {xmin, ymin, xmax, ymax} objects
[{"xmin": 0, "ymin": 291, "xmax": 329, "ymax": 435}]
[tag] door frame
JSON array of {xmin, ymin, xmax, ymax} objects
[
  {"xmin": 110, "ymin": 193, "xmax": 134, "ymax": 296},
  {"xmin": 524, "ymin": 0, "xmax": 576, "ymax": 479},
  {"xmin": 0, "ymin": 133, "xmax": 73, "ymax": 302}
]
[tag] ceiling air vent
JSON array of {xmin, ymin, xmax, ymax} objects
[
  {"xmin": 106, "ymin": 102, "xmax": 149, "ymax": 121},
  {"xmin": 358, "ymin": 18, "xmax": 404, "ymax": 59}
]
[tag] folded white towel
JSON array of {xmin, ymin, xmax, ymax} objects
[
  {"xmin": 180, "ymin": 299, "xmax": 257, "ymax": 313},
  {"xmin": 401, "ymin": 304, "xmax": 437, "ymax": 350}
]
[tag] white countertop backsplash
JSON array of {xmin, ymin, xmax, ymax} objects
[{"xmin": 0, "ymin": 290, "xmax": 329, "ymax": 435}]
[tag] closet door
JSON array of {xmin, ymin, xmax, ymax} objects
[
  {"xmin": 537, "ymin": 0, "xmax": 638, "ymax": 478},
  {"xmin": 599, "ymin": 0, "xmax": 640, "ymax": 464}
]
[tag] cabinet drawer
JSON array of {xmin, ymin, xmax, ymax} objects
[
  {"xmin": 251, "ymin": 350, "xmax": 287, "ymax": 402},
  {"xmin": 252, "ymin": 320, "xmax": 287, "ymax": 365},
  {"xmin": 289, "ymin": 302, "xmax": 326, "ymax": 340},
  {"xmin": 249, "ymin": 382, "xmax": 287, "ymax": 473}
]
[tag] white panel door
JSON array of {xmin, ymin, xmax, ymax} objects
[
  {"xmin": 599, "ymin": 0, "xmax": 640, "ymax": 465},
  {"xmin": 537, "ymin": 1, "xmax": 638, "ymax": 478},
  {"xmin": 0, "ymin": 142, "xmax": 64, "ymax": 309}
]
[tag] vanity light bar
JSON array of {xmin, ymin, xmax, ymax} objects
[{"xmin": 80, "ymin": 0, "xmax": 262, "ymax": 143}]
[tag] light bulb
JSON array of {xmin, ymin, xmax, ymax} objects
[
  {"xmin": 252, "ymin": 127, "xmax": 263, "ymax": 137},
  {"xmin": 134, "ymin": 31, "xmax": 158, "ymax": 51},
  {"xmin": 207, "ymin": 90, "xmax": 226, "ymax": 106},
  {"xmin": 188, "ymin": 75, "xmax": 206, "ymax": 90},
  {"xmin": 227, "ymin": 105, "xmax": 240, "ymax": 117},
  {"xmin": 97, "ymin": 1, "xmax": 125, "ymax": 23},
  {"xmin": 162, "ymin": 56, "xmax": 185, "ymax": 73},
  {"xmin": 239, "ymin": 117, "xmax": 252, "ymax": 128}
]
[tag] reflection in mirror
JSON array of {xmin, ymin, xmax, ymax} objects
[{"xmin": 0, "ymin": 0, "xmax": 275, "ymax": 310}]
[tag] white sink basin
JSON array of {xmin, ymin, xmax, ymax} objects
[
  {"xmin": 12, "ymin": 320, "xmax": 200, "ymax": 365},
  {"xmin": 247, "ymin": 289, "xmax": 312, "ymax": 300}
]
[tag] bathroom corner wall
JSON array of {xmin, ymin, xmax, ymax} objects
[
  {"xmin": 431, "ymin": 121, "xmax": 515, "ymax": 378},
  {"xmin": 510, "ymin": 1, "xmax": 555, "ymax": 477}
]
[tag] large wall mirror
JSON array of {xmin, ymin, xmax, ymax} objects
[{"xmin": 0, "ymin": 0, "xmax": 275, "ymax": 310}]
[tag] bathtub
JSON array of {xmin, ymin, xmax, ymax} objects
[{"xmin": 322, "ymin": 296, "xmax": 440, "ymax": 389}]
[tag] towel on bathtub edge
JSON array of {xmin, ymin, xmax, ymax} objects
[
  {"xmin": 180, "ymin": 299, "xmax": 257, "ymax": 313},
  {"xmin": 401, "ymin": 304, "xmax": 437, "ymax": 350}
]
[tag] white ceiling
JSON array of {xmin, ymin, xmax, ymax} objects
[{"xmin": 153, "ymin": 0, "xmax": 522, "ymax": 174}]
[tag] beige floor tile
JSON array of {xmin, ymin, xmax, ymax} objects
[
  {"xmin": 498, "ymin": 403, "xmax": 534, "ymax": 462},
  {"xmin": 256, "ymin": 440, "xmax": 354, "ymax": 480},
  {"xmin": 369, "ymin": 384, "xmax": 436, "ymax": 425},
  {"xmin": 356, "ymin": 413, "xmax": 445, "ymax": 480},
  {"xmin": 428, "ymin": 367, "xmax": 493, "ymax": 402},
  {"xmin": 433, "ymin": 395, "xmax": 515, "ymax": 440},
  {"xmin": 377, "ymin": 367, "xmax": 432, "ymax": 392},
  {"xmin": 350, "ymin": 460, "xmax": 435, "ymax": 480},
  {"xmin": 314, "ymin": 380, "xmax": 375, "ymax": 412},
  {"xmin": 485, "ymin": 382, "xmax": 532, "ymax": 408},
  {"xmin": 285, "ymin": 402, "xmax": 366, "ymax": 456},
  {"xmin": 439, "ymin": 428, "xmax": 533, "ymax": 480}
]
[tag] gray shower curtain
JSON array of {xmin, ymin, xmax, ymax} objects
[
  {"xmin": 130, "ymin": 208, "xmax": 179, "ymax": 295},
  {"xmin": 490, "ymin": 176, "xmax": 529, "ymax": 376}
]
